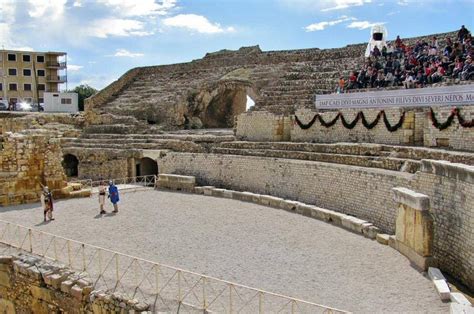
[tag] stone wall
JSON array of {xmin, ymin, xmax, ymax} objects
[
  {"xmin": 291, "ymin": 107, "xmax": 414, "ymax": 145},
  {"xmin": 423, "ymin": 106, "xmax": 474, "ymax": 151},
  {"xmin": 235, "ymin": 106, "xmax": 474, "ymax": 151},
  {"xmin": 412, "ymin": 160, "xmax": 474, "ymax": 289},
  {"xmin": 157, "ymin": 152, "xmax": 473, "ymax": 288},
  {"xmin": 0, "ymin": 113, "xmax": 84, "ymax": 138},
  {"xmin": 235, "ymin": 111, "xmax": 291, "ymax": 141},
  {"xmin": 158, "ymin": 152, "xmax": 411, "ymax": 234},
  {"xmin": 0, "ymin": 130, "xmax": 67, "ymax": 206},
  {"xmin": 0, "ymin": 253, "xmax": 149, "ymax": 313},
  {"xmin": 63, "ymin": 147, "xmax": 140, "ymax": 181}
]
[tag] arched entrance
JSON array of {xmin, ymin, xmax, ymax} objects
[
  {"xmin": 136, "ymin": 157, "xmax": 158, "ymax": 177},
  {"xmin": 63, "ymin": 154, "xmax": 79, "ymax": 177}
]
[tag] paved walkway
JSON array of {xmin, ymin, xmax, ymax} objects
[{"xmin": 0, "ymin": 190, "xmax": 448, "ymax": 313}]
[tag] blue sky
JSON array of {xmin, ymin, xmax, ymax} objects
[{"xmin": 1, "ymin": 0, "xmax": 472, "ymax": 90}]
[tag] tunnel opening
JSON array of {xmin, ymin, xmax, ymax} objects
[
  {"xmin": 62, "ymin": 154, "xmax": 79, "ymax": 177},
  {"xmin": 136, "ymin": 157, "xmax": 158, "ymax": 177}
]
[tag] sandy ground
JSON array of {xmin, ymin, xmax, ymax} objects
[{"xmin": 0, "ymin": 190, "xmax": 448, "ymax": 313}]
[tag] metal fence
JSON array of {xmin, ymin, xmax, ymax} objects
[
  {"xmin": 72, "ymin": 175, "xmax": 157, "ymax": 194},
  {"xmin": 0, "ymin": 219, "xmax": 348, "ymax": 313}
]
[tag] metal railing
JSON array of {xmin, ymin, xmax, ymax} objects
[{"xmin": 0, "ymin": 219, "xmax": 348, "ymax": 313}]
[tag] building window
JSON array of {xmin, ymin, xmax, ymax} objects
[
  {"xmin": 0, "ymin": 83, "xmax": 2, "ymax": 91},
  {"xmin": 61, "ymin": 98, "xmax": 72, "ymax": 105},
  {"xmin": 24, "ymin": 84, "xmax": 32, "ymax": 91},
  {"xmin": 37, "ymin": 69, "xmax": 45, "ymax": 77},
  {"xmin": 8, "ymin": 68, "xmax": 17, "ymax": 76},
  {"xmin": 9, "ymin": 83, "xmax": 17, "ymax": 91},
  {"xmin": 23, "ymin": 69, "xmax": 32, "ymax": 76},
  {"xmin": 22, "ymin": 55, "xmax": 31, "ymax": 62},
  {"xmin": 37, "ymin": 84, "xmax": 45, "ymax": 91},
  {"xmin": 24, "ymin": 97, "xmax": 32, "ymax": 103},
  {"xmin": 37, "ymin": 55, "xmax": 45, "ymax": 63},
  {"xmin": 10, "ymin": 98, "xmax": 17, "ymax": 104},
  {"xmin": 7, "ymin": 53, "xmax": 16, "ymax": 61},
  {"xmin": 38, "ymin": 98, "xmax": 44, "ymax": 103}
]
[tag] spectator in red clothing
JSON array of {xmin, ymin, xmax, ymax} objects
[{"xmin": 347, "ymin": 71, "xmax": 357, "ymax": 90}]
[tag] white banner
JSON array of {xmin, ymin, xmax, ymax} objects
[{"xmin": 315, "ymin": 85, "xmax": 474, "ymax": 109}]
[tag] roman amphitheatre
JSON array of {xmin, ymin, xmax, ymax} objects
[{"xmin": 0, "ymin": 29, "xmax": 473, "ymax": 313}]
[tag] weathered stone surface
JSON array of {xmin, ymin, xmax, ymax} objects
[
  {"xmin": 392, "ymin": 187, "xmax": 430, "ymax": 211},
  {"xmin": 433, "ymin": 279, "xmax": 451, "ymax": 301},
  {"xmin": 376, "ymin": 234, "xmax": 390, "ymax": 245},
  {"xmin": 449, "ymin": 303, "xmax": 474, "ymax": 314},
  {"xmin": 450, "ymin": 292, "xmax": 472, "ymax": 306},
  {"xmin": 428, "ymin": 267, "xmax": 446, "ymax": 281}
]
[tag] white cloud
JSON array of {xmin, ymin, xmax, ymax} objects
[
  {"xmin": 111, "ymin": 49, "xmax": 144, "ymax": 57},
  {"xmin": 68, "ymin": 64, "xmax": 83, "ymax": 71},
  {"xmin": 97, "ymin": 0, "xmax": 177, "ymax": 17},
  {"xmin": 347, "ymin": 21, "xmax": 384, "ymax": 30},
  {"xmin": 28, "ymin": 0, "xmax": 67, "ymax": 20},
  {"xmin": 73, "ymin": 0, "xmax": 82, "ymax": 7},
  {"xmin": 163, "ymin": 14, "xmax": 234, "ymax": 34},
  {"xmin": 85, "ymin": 18, "xmax": 153, "ymax": 38},
  {"xmin": 322, "ymin": 0, "xmax": 372, "ymax": 11},
  {"xmin": 280, "ymin": 0, "xmax": 372, "ymax": 12},
  {"xmin": 305, "ymin": 16, "xmax": 355, "ymax": 32},
  {"xmin": 397, "ymin": 0, "xmax": 409, "ymax": 5}
]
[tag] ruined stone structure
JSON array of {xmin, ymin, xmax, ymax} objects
[
  {"xmin": 84, "ymin": 31, "xmax": 459, "ymax": 131},
  {"xmin": 0, "ymin": 29, "xmax": 473, "ymax": 308}
]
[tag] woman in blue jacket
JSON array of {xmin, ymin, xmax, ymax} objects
[{"xmin": 108, "ymin": 181, "xmax": 120, "ymax": 213}]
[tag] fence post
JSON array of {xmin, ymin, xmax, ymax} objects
[
  {"xmin": 155, "ymin": 264, "xmax": 160, "ymax": 295},
  {"xmin": 53, "ymin": 236, "xmax": 58, "ymax": 261},
  {"xmin": 202, "ymin": 276, "xmax": 207, "ymax": 311},
  {"xmin": 259, "ymin": 292, "xmax": 264, "ymax": 314},
  {"xmin": 81, "ymin": 243, "xmax": 86, "ymax": 272},
  {"xmin": 67, "ymin": 240, "xmax": 73, "ymax": 268},
  {"xmin": 178, "ymin": 270, "xmax": 182, "ymax": 303},
  {"xmin": 229, "ymin": 284, "xmax": 233, "ymax": 314},
  {"xmin": 17, "ymin": 225, "xmax": 21, "ymax": 248},
  {"xmin": 98, "ymin": 248, "xmax": 103, "ymax": 276},
  {"xmin": 115, "ymin": 254, "xmax": 120, "ymax": 289},
  {"xmin": 28, "ymin": 229, "xmax": 33, "ymax": 253},
  {"xmin": 291, "ymin": 300, "xmax": 296, "ymax": 314}
]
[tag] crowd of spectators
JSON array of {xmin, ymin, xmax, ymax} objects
[{"xmin": 336, "ymin": 25, "xmax": 474, "ymax": 93}]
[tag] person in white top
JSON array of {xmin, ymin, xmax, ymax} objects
[{"xmin": 98, "ymin": 181, "xmax": 107, "ymax": 214}]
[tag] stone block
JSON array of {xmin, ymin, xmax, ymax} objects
[
  {"xmin": 193, "ymin": 186, "xmax": 204, "ymax": 194},
  {"xmin": 433, "ymin": 279, "xmax": 451, "ymax": 301},
  {"xmin": 450, "ymin": 293, "xmax": 472, "ymax": 306},
  {"xmin": 341, "ymin": 216, "xmax": 367, "ymax": 234},
  {"xmin": 421, "ymin": 160, "xmax": 474, "ymax": 184},
  {"xmin": 202, "ymin": 186, "xmax": 215, "ymax": 196},
  {"xmin": 310, "ymin": 207, "xmax": 332, "ymax": 222},
  {"xmin": 449, "ymin": 303, "xmax": 474, "ymax": 314},
  {"xmin": 376, "ymin": 234, "xmax": 390, "ymax": 245},
  {"xmin": 0, "ymin": 271, "xmax": 11, "ymax": 288},
  {"xmin": 279, "ymin": 200, "xmax": 300, "ymax": 212},
  {"xmin": 0, "ymin": 256, "xmax": 13, "ymax": 265},
  {"xmin": 362, "ymin": 224, "xmax": 380, "ymax": 239},
  {"xmin": 210, "ymin": 188, "xmax": 225, "ymax": 198},
  {"xmin": 30, "ymin": 286, "xmax": 55, "ymax": 303},
  {"xmin": 394, "ymin": 240, "xmax": 434, "ymax": 270},
  {"xmin": 260, "ymin": 195, "xmax": 283, "ymax": 208},
  {"xmin": 70, "ymin": 285, "xmax": 83, "ymax": 301},
  {"xmin": 428, "ymin": 267, "xmax": 446, "ymax": 281},
  {"xmin": 0, "ymin": 298, "xmax": 15, "ymax": 313},
  {"xmin": 392, "ymin": 187, "xmax": 430, "ymax": 211},
  {"xmin": 222, "ymin": 190, "xmax": 234, "ymax": 198},
  {"xmin": 60, "ymin": 280, "xmax": 75, "ymax": 294},
  {"xmin": 327, "ymin": 211, "xmax": 347, "ymax": 226}
]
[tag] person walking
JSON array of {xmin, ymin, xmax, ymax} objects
[
  {"xmin": 98, "ymin": 181, "xmax": 107, "ymax": 214},
  {"xmin": 108, "ymin": 181, "xmax": 120, "ymax": 213},
  {"xmin": 42, "ymin": 186, "xmax": 54, "ymax": 221}
]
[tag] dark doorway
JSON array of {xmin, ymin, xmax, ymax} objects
[
  {"xmin": 63, "ymin": 154, "xmax": 79, "ymax": 177},
  {"xmin": 138, "ymin": 157, "xmax": 158, "ymax": 176}
]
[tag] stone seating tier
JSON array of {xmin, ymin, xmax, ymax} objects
[{"xmin": 86, "ymin": 31, "xmax": 461, "ymax": 126}]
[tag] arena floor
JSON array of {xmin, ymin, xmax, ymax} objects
[{"xmin": 0, "ymin": 189, "xmax": 448, "ymax": 313}]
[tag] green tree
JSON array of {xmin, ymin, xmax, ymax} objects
[{"xmin": 69, "ymin": 84, "xmax": 98, "ymax": 111}]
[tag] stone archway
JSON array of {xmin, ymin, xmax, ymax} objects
[
  {"xmin": 136, "ymin": 157, "xmax": 158, "ymax": 177},
  {"xmin": 63, "ymin": 154, "xmax": 79, "ymax": 177}
]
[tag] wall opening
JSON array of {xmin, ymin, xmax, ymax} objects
[
  {"xmin": 246, "ymin": 95, "xmax": 255, "ymax": 111},
  {"xmin": 137, "ymin": 157, "xmax": 158, "ymax": 177},
  {"xmin": 62, "ymin": 154, "xmax": 79, "ymax": 177}
]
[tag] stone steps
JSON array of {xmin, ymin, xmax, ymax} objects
[
  {"xmin": 217, "ymin": 141, "xmax": 474, "ymax": 165},
  {"xmin": 211, "ymin": 147, "xmax": 421, "ymax": 173}
]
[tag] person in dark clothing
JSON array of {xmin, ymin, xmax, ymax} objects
[{"xmin": 458, "ymin": 25, "xmax": 470, "ymax": 43}]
